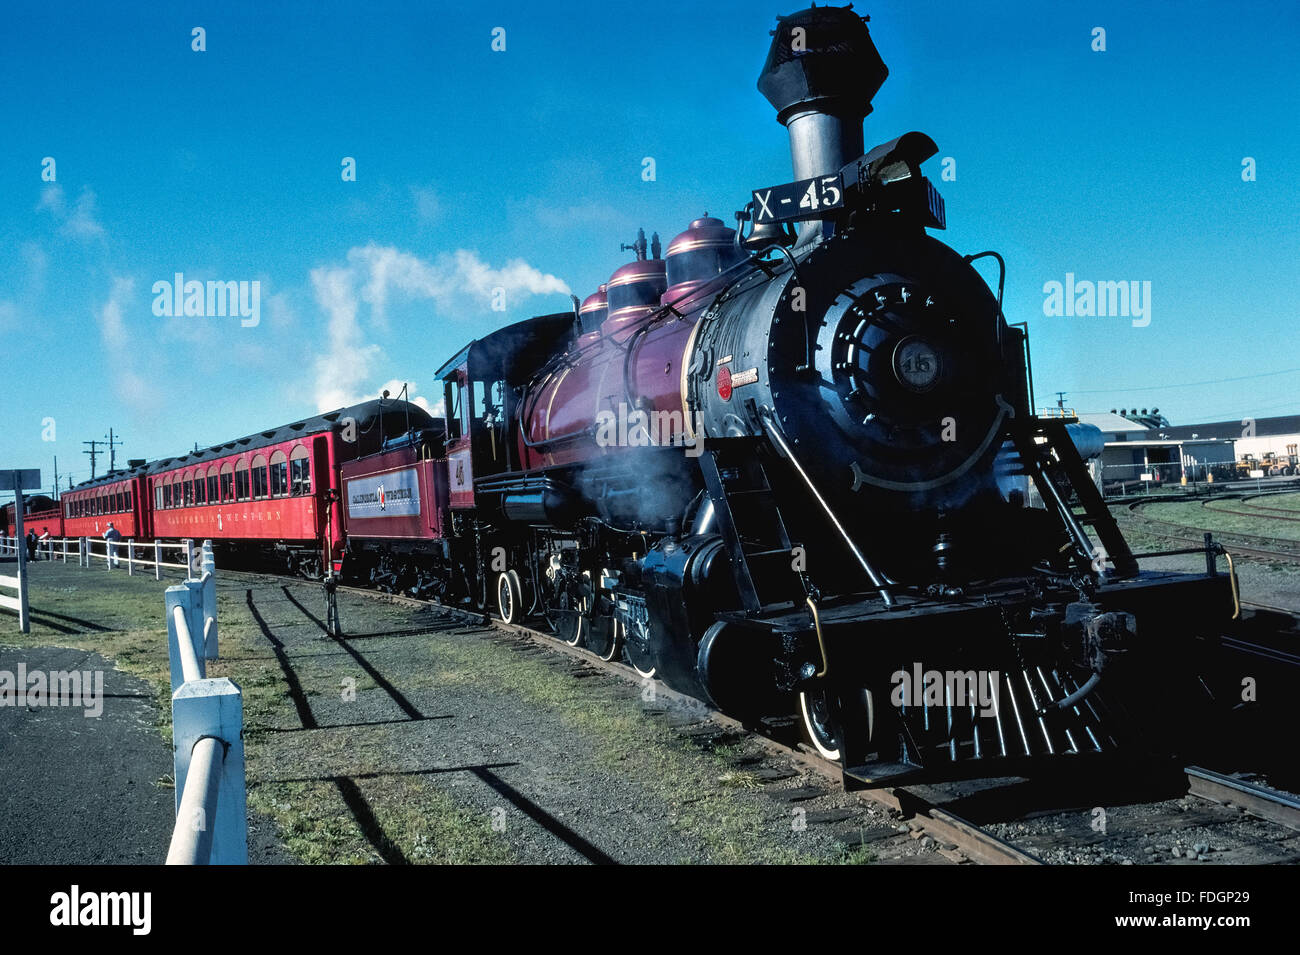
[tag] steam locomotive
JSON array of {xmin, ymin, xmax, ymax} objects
[
  {"xmin": 339, "ymin": 6, "xmax": 1237, "ymax": 785},
  {"xmin": 51, "ymin": 5, "xmax": 1238, "ymax": 786}
]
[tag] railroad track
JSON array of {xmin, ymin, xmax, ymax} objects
[
  {"xmin": 1202, "ymin": 497, "xmax": 1300, "ymax": 523},
  {"xmin": 308, "ymin": 577, "xmax": 1300, "ymax": 865},
  {"xmin": 332, "ymin": 582, "xmax": 1035, "ymax": 864},
  {"xmin": 1121, "ymin": 502, "xmax": 1300, "ymax": 565},
  {"xmin": 1242, "ymin": 599, "xmax": 1300, "ymax": 616}
]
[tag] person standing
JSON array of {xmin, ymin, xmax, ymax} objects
[{"xmin": 104, "ymin": 522, "xmax": 123, "ymax": 568}]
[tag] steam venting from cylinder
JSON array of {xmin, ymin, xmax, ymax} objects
[{"xmin": 757, "ymin": 5, "xmax": 888, "ymax": 241}]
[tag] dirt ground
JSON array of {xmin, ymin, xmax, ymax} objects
[{"xmin": 2, "ymin": 558, "xmax": 925, "ymax": 865}]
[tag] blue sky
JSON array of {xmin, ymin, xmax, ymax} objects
[{"xmin": 2, "ymin": 0, "xmax": 1297, "ymax": 500}]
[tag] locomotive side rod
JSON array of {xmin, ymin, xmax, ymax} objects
[{"xmin": 759, "ymin": 408, "xmax": 894, "ymax": 607}]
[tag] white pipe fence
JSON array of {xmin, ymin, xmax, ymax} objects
[
  {"xmin": 164, "ymin": 555, "xmax": 245, "ymax": 865},
  {"xmin": 3, "ymin": 529, "xmax": 243, "ymax": 861},
  {"xmin": 74, "ymin": 536, "xmax": 196, "ymax": 576},
  {"xmin": 2, "ymin": 534, "xmax": 211, "ymax": 580}
]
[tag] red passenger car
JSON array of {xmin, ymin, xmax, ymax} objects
[
  {"xmin": 4, "ymin": 496, "xmax": 64, "ymax": 540},
  {"xmin": 143, "ymin": 400, "xmax": 433, "ymax": 576},
  {"xmin": 62, "ymin": 471, "xmax": 146, "ymax": 541}
]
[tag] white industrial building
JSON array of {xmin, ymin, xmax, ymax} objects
[
  {"xmin": 1156, "ymin": 414, "xmax": 1300, "ymax": 475},
  {"xmin": 1075, "ymin": 411, "xmax": 1239, "ymax": 491}
]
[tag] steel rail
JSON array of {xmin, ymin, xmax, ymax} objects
[{"xmin": 1185, "ymin": 765, "xmax": 1300, "ymax": 832}]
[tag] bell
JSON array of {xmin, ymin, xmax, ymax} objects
[{"xmin": 742, "ymin": 218, "xmax": 795, "ymax": 251}]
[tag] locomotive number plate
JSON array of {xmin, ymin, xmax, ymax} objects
[
  {"xmin": 752, "ymin": 174, "xmax": 844, "ymax": 223},
  {"xmin": 893, "ymin": 337, "xmax": 941, "ymax": 392}
]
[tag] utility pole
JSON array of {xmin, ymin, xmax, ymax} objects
[
  {"xmin": 52, "ymin": 455, "xmax": 59, "ymax": 499},
  {"xmin": 83, "ymin": 439, "xmax": 103, "ymax": 480},
  {"xmin": 105, "ymin": 428, "xmax": 122, "ymax": 473},
  {"xmin": 1055, "ymin": 391, "xmax": 1067, "ymax": 411}
]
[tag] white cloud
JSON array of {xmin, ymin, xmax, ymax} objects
[
  {"xmin": 36, "ymin": 184, "xmax": 64, "ymax": 215},
  {"xmin": 66, "ymin": 188, "xmax": 106, "ymax": 238},
  {"xmin": 307, "ymin": 243, "xmax": 569, "ymax": 412},
  {"xmin": 266, "ymin": 290, "xmax": 297, "ymax": 329},
  {"xmin": 38, "ymin": 184, "xmax": 105, "ymax": 240},
  {"xmin": 527, "ymin": 198, "xmax": 623, "ymax": 230},
  {"xmin": 21, "ymin": 242, "xmax": 47, "ymax": 290},
  {"xmin": 94, "ymin": 276, "xmax": 163, "ymax": 411},
  {"xmin": 374, "ymin": 378, "xmax": 438, "ymax": 416},
  {"xmin": 310, "ymin": 264, "xmax": 383, "ymax": 412},
  {"xmin": 97, "ymin": 276, "xmax": 134, "ymax": 350},
  {"xmin": 345, "ymin": 243, "xmax": 570, "ymax": 321},
  {"xmin": 411, "ymin": 185, "xmax": 441, "ymax": 225}
]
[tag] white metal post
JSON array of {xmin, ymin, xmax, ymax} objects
[
  {"xmin": 79, "ymin": 537, "xmax": 85, "ymax": 568},
  {"xmin": 201, "ymin": 571, "xmax": 218, "ymax": 660},
  {"xmin": 185, "ymin": 539, "xmax": 195, "ymax": 579},
  {"xmin": 155, "ymin": 540, "xmax": 162, "ymax": 581},
  {"xmin": 12, "ymin": 488, "xmax": 30, "ymax": 634},
  {"xmin": 169, "ymin": 678, "xmax": 246, "ymax": 865},
  {"xmin": 127, "ymin": 538, "xmax": 135, "ymax": 576},
  {"xmin": 202, "ymin": 539, "xmax": 215, "ymax": 575}
]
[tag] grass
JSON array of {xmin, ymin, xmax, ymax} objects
[
  {"xmin": 1249, "ymin": 492, "xmax": 1300, "ymax": 511},
  {"xmin": 2, "ymin": 567, "xmax": 521, "ymax": 864},
  {"xmin": 1137, "ymin": 500, "xmax": 1300, "ymax": 543},
  {"xmin": 415, "ymin": 636, "xmax": 838, "ymax": 864},
  {"xmin": 4, "ymin": 563, "xmax": 864, "ymax": 865}
]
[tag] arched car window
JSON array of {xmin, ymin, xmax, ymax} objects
[
  {"xmin": 251, "ymin": 454, "xmax": 269, "ymax": 500},
  {"xmin": 290, "ymin": 445, "xmax": 311, "ymax": 496},
  {"xmin": 235, "ymin": 459, "xmax": 251, "ymax": 502},
  {"xmin": 269, "ymin": 449, "xmax": 289, "ymax": 498}
]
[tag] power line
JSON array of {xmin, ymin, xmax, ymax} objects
[{"xmin": 1071, "ymin": 366, "xmax": 1300, "ymax": 395}]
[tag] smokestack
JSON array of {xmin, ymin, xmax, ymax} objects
[{"xmin": 758, "ymin": 5, "xmax": 888, "ymax": 242}]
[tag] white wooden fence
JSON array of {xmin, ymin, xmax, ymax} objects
[{"xmin": 0, "ymin": 565, "xmax": 28, "ymax": 632}]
